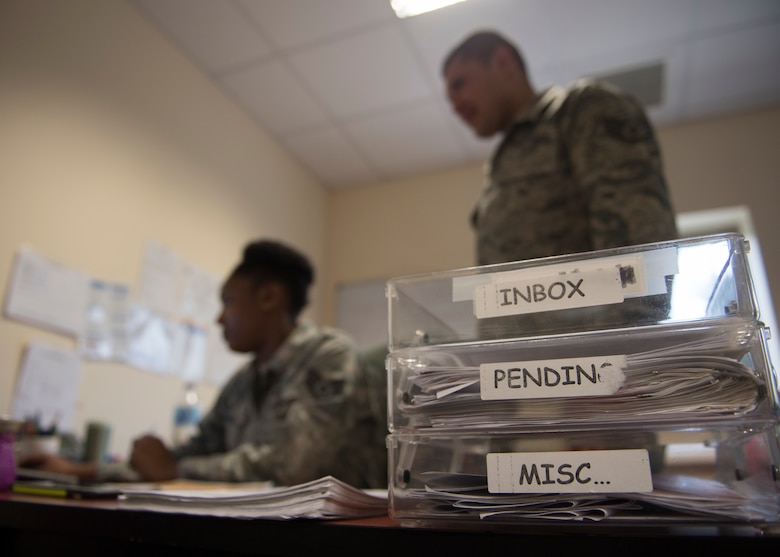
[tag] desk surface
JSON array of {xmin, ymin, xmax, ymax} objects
[{"xmin": 1, "ymin": 492, "xmax": 779, "ymax": 556}]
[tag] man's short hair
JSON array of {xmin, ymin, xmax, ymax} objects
[
  {"xmin": 442, "ymin": 30, "xmax": 526, "ymax": 76},
  {"xmin": 232, "ymin": 239, "xmax": 314, "ymax": 318}
]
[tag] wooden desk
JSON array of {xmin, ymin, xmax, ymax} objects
[{"xmin": 1, "ymin": 492, "xmax": 778, "ymax": 556}]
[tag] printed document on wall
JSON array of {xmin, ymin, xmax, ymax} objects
[
  {"xmin": 3, "ymin": 247, "xmax": 90, "ymax": 337},
  {"xmin": 11, "ymin": 342, "xmax": 81, "ymax": 433},
  {"xmin": 81, "ymin": 279, "xmax": 131, "ymax": 361},
  {"xmin": 137, "ymin": 241, "xmax": 181, "ymax": 318}
]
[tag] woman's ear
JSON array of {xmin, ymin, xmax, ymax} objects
[{"xmin": 255, "ymin": 281, "xmax": 286, "ymax": 312}]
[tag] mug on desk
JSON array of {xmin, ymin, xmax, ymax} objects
[
  {"xmin": 0, "ymin": 418, "xmax": 23, "ymax": 491},
  {"xmin": 83, "ymin": 421, "xmax": 111, "ymax": 463}
]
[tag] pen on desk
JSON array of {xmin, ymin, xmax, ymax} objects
[
  {"xmin": 12, "ymin": 481, "xmax": 121, "ymax": 499},
  {"xmin": 11, "ymin": 483, "xmax": 68, "ymax": 498}
]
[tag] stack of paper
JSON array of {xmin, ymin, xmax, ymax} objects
[
  {"xmin": 119, "ymin": 476, "xmax": 388, "ymax": 520},
  {"xmin": 412, "ymin": 472, "xmax": 774, "ymax": 522},
  {"xmin": 400, "ymin": 352, "xmax": 764, "ymax": 427}
]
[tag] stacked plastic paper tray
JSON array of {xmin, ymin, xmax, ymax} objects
[{"xmin": 385, "ymin": 233, "xmax": 780, "ymax": 528}]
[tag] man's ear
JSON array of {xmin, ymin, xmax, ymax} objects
[{"xmin": 492, "ymin": 45, "xmax": 519, "ymax": 77}]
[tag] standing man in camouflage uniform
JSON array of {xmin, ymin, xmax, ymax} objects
[
  {"xmin": 443, "ymin": 30, "xmax": 678, "ymax": 266},
  {"xmin": 23, "ymin": 240, "xmax": 385, "ymax": 488}
]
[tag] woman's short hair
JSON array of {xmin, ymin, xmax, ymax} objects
[{"xmin": 232, "ymin": 239, "xmax": 314, "ymax": 318}]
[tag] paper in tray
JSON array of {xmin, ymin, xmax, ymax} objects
[
  {"xmin": 387, "ymin": 427, "xmax": 780, "ymax": 524},
  {"xmin": 389, "ymin": 320, "xmax": 777, "ymax": 431}
]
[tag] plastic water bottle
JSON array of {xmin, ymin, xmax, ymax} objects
[{"xmin": 172, "ymin": 382, "xmax": 201, "ymax": 447}]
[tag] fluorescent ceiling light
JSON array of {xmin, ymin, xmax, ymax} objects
[{"xmin": 390, "ymin": 0, "xmax": 469, "ymax": 19}]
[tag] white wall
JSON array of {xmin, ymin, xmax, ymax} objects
[
  {"xmin": 0, "ymin": 0, "xmax": 328, "ymax": 458},
  {"xmin": 325, "ymin": 104, "xmax": 780, "ymax": 329}
]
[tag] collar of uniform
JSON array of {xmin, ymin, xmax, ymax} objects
[
  {"xmin": 513, "ymin": 85, "xmax": 567, "ymax": 125},
  {"xmin": 254, "ymin": 320, "xmax": 317, "ymax": 378},
  {"xmin": 489, "ymin": 85, "xmax": 568, "ymax": 175}
]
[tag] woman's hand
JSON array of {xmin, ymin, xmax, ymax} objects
[
  {"xmin": 19, "ymin": 453, "xmax": 97, "ymax": 482},
  {"xmin": 129, "ymin": 434, "xmax": 178, "ymax": 481}
]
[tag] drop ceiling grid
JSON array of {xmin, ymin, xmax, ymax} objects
[{"xmin": 130, "ymin": 0, "xmax": 780, "ymax": 189}]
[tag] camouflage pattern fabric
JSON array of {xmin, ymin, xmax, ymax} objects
[
  {"xmin": 173, "ymin": 321, "xmax": 386, "ymax": 488},
  {"xmin": 472, "ymin": 80, "xmax": 678, "ymax": 266}
]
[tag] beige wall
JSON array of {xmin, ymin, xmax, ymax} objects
[
  {"xmin": 325, "ymin": 103, "xmax": 780, "ymax": 327},
  {"xmin": 3, "ymin": 0, "xmax": 779, "ymax": 468},
  {"xmin": 0, "ymin": 0, "xmax": 327, "ymax": 457}
]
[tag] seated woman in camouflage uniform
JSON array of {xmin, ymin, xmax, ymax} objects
[{"xmin": 22, "ymin": 240, "xmax": 386, "ymax": 489}]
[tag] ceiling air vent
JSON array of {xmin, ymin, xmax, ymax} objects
[{"xmin": 589, "ymin": 61, "xmax": 665, "ymax": 107}]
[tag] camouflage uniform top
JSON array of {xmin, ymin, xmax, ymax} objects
[
  {"xmin": 472, "ymin": 80, "xmax": 678, "ymax": 266},
  {"xmin": 172, "ymin": 321, "xmax": 385, "ymax": 488}
]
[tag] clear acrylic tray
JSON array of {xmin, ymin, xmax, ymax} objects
[
  {"xmin": 387, "ymin": 233, "xmax": 759, "ymax": 349},
  {"xmin": 388, "ymin": 319, "xmax": 778, "ymax": 432},
  {"xmin": 388, "ymin": 425, "xmax": 780, "ymax": 525}
]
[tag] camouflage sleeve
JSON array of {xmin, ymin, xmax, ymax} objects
[
  {"xmin": 94, "ymin": 460, "xmax": 141, "ymax": 482},
  {"xmin": 176, "ymin": 335, "xmax": 363, "ymax": 485},
  {"xmin": 564, "ymin": 84, "xmax": 678, "ymax": 249}
]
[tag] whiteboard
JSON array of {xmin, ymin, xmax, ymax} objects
[{"xmin": 335, "ymin": 280, "xmax": 388, "ymax": 352}]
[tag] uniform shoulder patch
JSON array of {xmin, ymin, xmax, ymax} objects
[
  {"xmin": 603, "ymin": 116, "xmax": 652, "ymax": 143},
  {"xmin": 305, "ymin": 368, "xmax": 346, "ymax": 399}
]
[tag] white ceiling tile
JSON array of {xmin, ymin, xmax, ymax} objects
[
  {"xmin": 128, "ymin": 0, "xmax": 780, "ymax": 189},
  {"xmin": 402, "ymin": 0, "xmax": 559, "ymax": 78},
  {"xmin": 529, "ymin": 65, "xmax": 579, "ymax": 92},
  {"xmin": 220, "ymin": 59, "xmax": 330, "ymax": 134},
  {"xmin": 238, "ymin": 0, "xmax": 395, "ymax": 50},
  {"xmin": 685, "ymin": 21, "xmax": 780, "ymax": 117},
  {"xmin": 132, "ymin": 0, "xmax": 272, "ymax": 72},
  {"xmin": 543, "ymin": 0, "xmax": 696, "ymax": 62},
  {"xmin": 435, "ymin": 96, "xmax": 500, "ymax": 161},
  {"xmin": 344, "ymin": 101, "xmax": 472, "ymax": 175},
  {"xmin": 288, "ymin": 24, "xmax": 435, "ymax": 119},
  {"xmin": 689, "ymin": 0, "xmax": 780, "ymax": 34},
  {"xmin": 280, "ymin": 127, "xmax": 379, "ymax": 187},
  {"xmin": 452, "ymin": 122, "xmax": 500, "ymax": 161}
]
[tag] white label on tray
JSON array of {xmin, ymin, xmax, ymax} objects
[
  {"xmin": 473, "ymin": 268, "xmax": 624, "ymax": 318},
  {"xmin": 487, "ymin": 449, "xmax": 653, "ymax": 494},
  {"xmin": 479, "ymin": 355, "xmax": 627, "ymax": 400}
]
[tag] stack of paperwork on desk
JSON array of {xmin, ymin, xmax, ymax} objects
[{"xmin": 119, "ymin": 476, "xmax": 387, "ymax": 520}]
